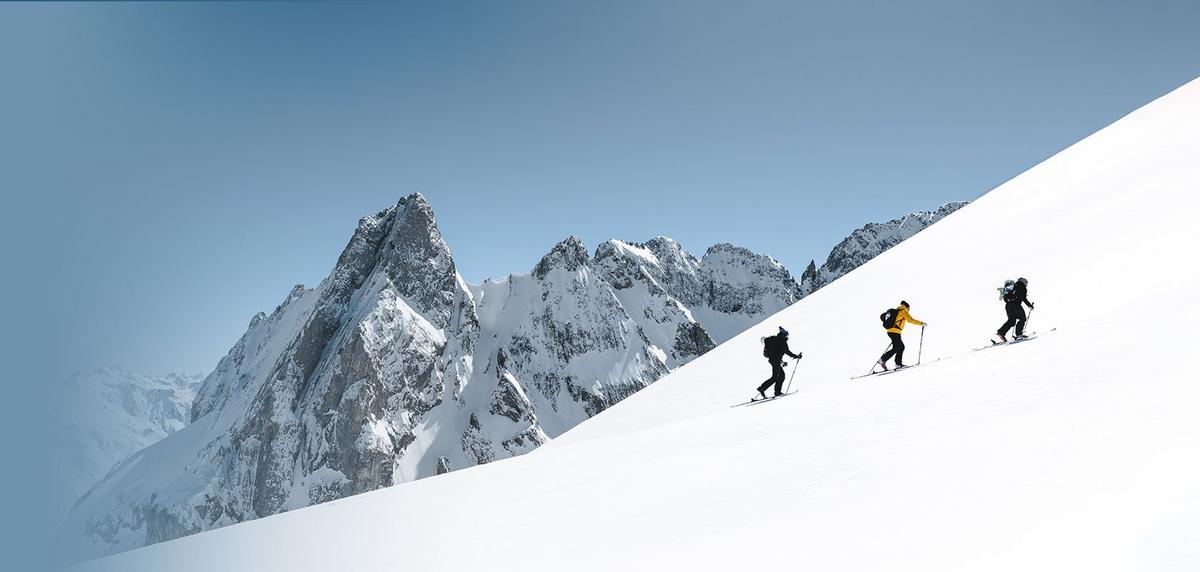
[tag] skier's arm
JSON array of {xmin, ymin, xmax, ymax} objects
[
  {"xmin": 784, "ymin": 341, "xmax": 801, "ymax": 359},
  {"xmin": 902, "ymin": 308, "xmax": 926, "ymax": 327}
]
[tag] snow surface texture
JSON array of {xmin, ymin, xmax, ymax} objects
[
  {"xmin": 59, "ymin": 188, "xmax": 959, "ymax": 562},
  {"xmin": 72, "ymin": 76, "xmax": 1200, "ymax": 571},
  {"xmin": 51, "ymin": 367, "xmax": 203, "ymax": 519}
]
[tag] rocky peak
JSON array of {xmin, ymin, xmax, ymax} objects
[
  {"xmin": 799, "ymin": 260, "xmax": 819, "ymax": 294},
  {"xmin": 376, "ymin": 193, "xmax": 459, "ymax": 328},
  {"xmin": 702, "ymin": 242, "xmax": 753, "ymax": 259},
  {"xmin": 643, "ymin": 237, "xmax": 699, "ymax": 270},
  {"xmin": 533, "ymin": 236, "xmax": 591, "ymax": 279}
]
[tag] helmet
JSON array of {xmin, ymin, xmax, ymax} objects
[
  {"xmin": 1017, "ymin": 277, "xmax": 1028, "ymax": 285},
  {"xmin": 900, "ymin": 300, "xmax": 910, "ymax": 308}
]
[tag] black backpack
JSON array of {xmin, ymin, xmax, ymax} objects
[
  {"xmin": 762, "ymin": 335, "xmax": 786, "ymax": 359},
  {"xmin": 880, "ymin": 308, "xmax": 898, "ymax": 329}
]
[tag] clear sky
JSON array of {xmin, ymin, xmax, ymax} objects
[{"xmin": 6, "ymin": 1, "xmax": 1200, "ymax": 377}]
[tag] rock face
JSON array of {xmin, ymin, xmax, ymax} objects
[
  {"xmin": 51, "ymin": 367, "xmax": 204, "ymax": 519},
  {"xmin": 61, "ymin": 195, "xmax": 965, "ymax": 562},
  {"xmin": 800, "ymin": 202, "xmax": 969, "ymax": 293}
]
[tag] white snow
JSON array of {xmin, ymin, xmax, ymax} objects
[{"xmin": 73, "ymin": 76, "xmax": 1200, "ymax": 571}]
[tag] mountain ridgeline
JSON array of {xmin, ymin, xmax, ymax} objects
[
  {"xmin": 798, "ymin": 202, "xmax": 968, "ymax": 293},
  {"xmin": 61, "ymin": 194, "xmax": 965, "ymax": 561}
]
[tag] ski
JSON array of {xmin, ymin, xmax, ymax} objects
[
  {"xmin": 748, "ymin": 391, "xmax": 797, "ymax": 405},
  {"xmin": 973, "ymin": 329, "xmax": 1053, "ymax": 352},
  {"xmin": 731, "ymin": 391, "xmax": 797, "ymax": 408},
  {"xmin": 850, "ymin": 365, "xmax": 915, "ymax": 380}
]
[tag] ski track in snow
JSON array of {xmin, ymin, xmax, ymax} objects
[{"xmin": 72, "ymin": 77, "xmax": 1200, "ymax": 571}]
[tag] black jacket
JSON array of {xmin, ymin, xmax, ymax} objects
[{"xmin": 763, "ymin": 335, "xmax": 800, "ymax": 362}]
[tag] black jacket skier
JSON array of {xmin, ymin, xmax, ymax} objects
[
  {"xmin": 757, "ymin": 326, "xmax": 801, "ymax": 399},
  {"xmin": 997, "ymin": 277, "xmax": 1034, "ymax": 340}
]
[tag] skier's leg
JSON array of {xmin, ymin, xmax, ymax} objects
[
  {"xmin": 999, "ymin": 302, "xmax": 1020, "ymax": 336},
  {"xmin": 892, "ymin": 333, "xmax": 906, "ymax": 366},
  {"xmin": 771, "ymin": 362, "xmax": 785, "ymax": 395},
  {"xmin": 880, "ymin": 333, "xmax": 898, "ymax": 363},
  {"xmin": 757, "ymin": 361, "xmax": 777, "ymax": 393},
  {"xmin": 1014, "ymin": 306, "xmax": 1028, "ymax": 337}
]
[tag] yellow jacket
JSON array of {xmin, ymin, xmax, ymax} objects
[{"xmin": 887, "ymin": 306, "xmax": 925, "ymax": 334}]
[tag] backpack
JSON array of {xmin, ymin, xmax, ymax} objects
[
  {"xmin": 762, "ymin": 335, "xmax": 786, "ymax": 359},
  {"xmin": 998, "ymin": 279, "xmax": 1015, "ymax": 301},
  {"xmin": 880, "ymin": 308, "xmax": 898, "ymax": 329}
]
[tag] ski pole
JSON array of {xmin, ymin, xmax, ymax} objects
[
  {"xmin": 917, "ymin": 325, "xmax": 925, "ymax": 365},
  {"xmin": 784, "ymin": 358, "xmax": 800, "ymax": 393},
  {"xmin": 1026, "ymin": 307, "xmax": 1035, "ymax": 330}
]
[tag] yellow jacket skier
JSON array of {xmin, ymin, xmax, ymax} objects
[{"xmin": 879, "ymin": 301, "xmax": 925, "ymax": 370}]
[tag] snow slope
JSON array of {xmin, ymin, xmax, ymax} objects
[{"xmin": 75, "ymin": 77, "xmax": 1200, "ymax": 572}]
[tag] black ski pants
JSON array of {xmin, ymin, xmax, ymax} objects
[
  {"xmin": 998, "ymin": 301, "xmax": 1027, "ymax": 337},
  {"xmin": 757, "ymin": 360, "xmax": 786, "ymax": 395},
  {"xmin": 880, "ymin": 331, "xmax": 905, "ymax": 366}
]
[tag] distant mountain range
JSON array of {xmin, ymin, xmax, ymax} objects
[
  {"xmin": 51, "ymin": 366, "xmax": 204, "ymax": 519},
  {"xmin": 59, "ymin": 195, "xmax": 965, "ymax": 562}
]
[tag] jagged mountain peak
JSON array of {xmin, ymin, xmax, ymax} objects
[
  {"xmin": 703, "ymin": 242, "xmax": 752, "ymax": 257},
  {"xmin": 642, "ymin": 236, "xmax": 698, "ymax": 266},
  {"xmin": 701, "ymin": 242, "xmax": 788, "ymax": 271},
  {"xmin": 532, "ymin": 236, "xmax": 591, "ymax": 278}
]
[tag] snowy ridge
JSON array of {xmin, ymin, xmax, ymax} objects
[
  {"xmin": 60, "ymin": 197, "xmax": 963, "ymax": 561},
  {"xmin": 71, "ymin": 76, "xmax": 1200, "ymax": 572},
  {"xmin": 51, "ymin": 367, "xmax": 204, "ymax": 519},
  {"xmin": 799, "ymin": 201, "xmax": 968, "ymax": 294}
]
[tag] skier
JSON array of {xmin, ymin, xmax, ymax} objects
[
  {"xmin": 877, "ymin": 301, "xmax": 925, "ymax": 371},
  {"xmin": 756, "ymin": 326, "xmax": 801, "ymax": 400},
  {"xmin": 996, "ymin": 277, "xmax": 1034, "ymax": 342}
]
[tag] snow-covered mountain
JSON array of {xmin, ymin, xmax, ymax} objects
[
  {"xmin": 59, "ymin": 194, "xmax": 962, "ymax": 562},
  {"xmin": 72, "ymin": 75, "xmax": 1200, "ymax": 572},
  {"xmin": 56, "ymin": 198, "xmax": 808, "ymax": 561},
  {"xmin": 799, "ymin": 201, "xmax": 968, "ymax": 294},
  {"xmin": 51, "ymin": 367, "xmax": 204, "ymax": 520}
]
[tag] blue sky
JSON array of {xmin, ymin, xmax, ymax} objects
[{"xmin": 7, "ymin": 1, "xmax": 1200, "ymax": 377}]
